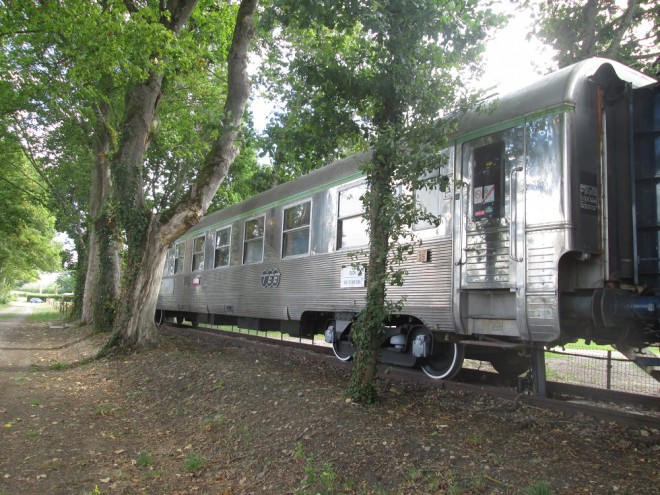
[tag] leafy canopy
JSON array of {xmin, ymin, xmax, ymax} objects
[
  {"xmin": 0, "ymin": 150, "xmax": 61, "ymax": 301},
  {"xmin": 530, "ymin": 0, "xmax": 659, "ymax": 75}
]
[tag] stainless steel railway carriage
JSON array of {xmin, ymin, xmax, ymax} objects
[{"xmin": 157, "ymin": 58, "xmax": 660, "ymax": 383}]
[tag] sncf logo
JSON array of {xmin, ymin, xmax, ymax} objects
[{"xmin": 261, "ymin": 268, "xmax": 281, "ymax": 288}]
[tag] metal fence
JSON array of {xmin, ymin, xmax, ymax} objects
[{"xmin": 545, "ymin": 345, "xmax": 659, "ymax": 397}]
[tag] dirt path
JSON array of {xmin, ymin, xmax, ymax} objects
[
  {"xmin": 0, "ymin": 313, "xmax": 658, "ymax": 495},
  {"xmin": 0, "ymin": 302, "xmax": 35, "ymax": 370}
]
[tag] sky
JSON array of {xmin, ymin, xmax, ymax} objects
[{"xmin": 479, "ymin": 3, "xmax": 556, "ymax": 95}]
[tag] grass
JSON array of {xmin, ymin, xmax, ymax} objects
[
  {"xmin": 523, "ymin": 481, "xmax": 552, "ymax": 495},
  {"xmin": 562, "ymin": 339, "xmax": 615, "ymax": 351},
  {"xmin": 49, "ymin": 361, "xmax": 69, "ymax": 370},
  {"xmin": 26, "ymin": 303, "xmax": 61, "ymax": 322},
  {"xmin": 184, "ymin": 453, "xmax": 205, "ymax": 473},
  {"xmin": 560, "ymin": 339, "xmax": 660, "ymax": 355},
  {"xmin": 293, "ymin": 442, "xmax": 338, "ymax": 495},
  {"xmin": 202, "ymin": 413, "xmax": 226, "ymax": 430},
  {"xmin": 137, "ymin": 451, "xmax": 153, "ymax": 467},
  {"xmin": 95, "ymin": 403, "xmax": 120, "ymax": 416}
]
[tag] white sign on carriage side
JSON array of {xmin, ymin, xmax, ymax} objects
[{"xmin": 340, "ymin": 266, "xmax": 366, "ymax": 288}]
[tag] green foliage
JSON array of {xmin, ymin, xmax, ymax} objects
[
  {"xmin": 530, "ymin": 0, "xmax": 659, "ymax": 76},
  {"xmin": 22, "ymin": 293, "xmax": 72, "ymax": 302},
  {"xmin": 266, "ymin": 0, "xmax": 500, "ymax": 403},
  {"xmin": 55, "ymin": 271, "xmax": 76, "ymax": 294},
  {"xmin": 95, "ymin": 403, "xmax": 120, "ymax": 416},
  {"xmin": 293, "ymin": 443, "xmax": 338, "ymax": 495},
  {"xmin": 49, "ymin": 361, "xmax": 69, "ymax": 371},
  {"xmin": 0, "ymin": 153, "xmax": 61, "ymax": 301},
  {"xmin": 1, "ymin": 0, "xmax": 261, "ymax": 341}
]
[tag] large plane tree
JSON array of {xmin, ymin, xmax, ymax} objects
[{"xmin": 1, "ymin": 0, "xmax": 260, "ymax": 344}]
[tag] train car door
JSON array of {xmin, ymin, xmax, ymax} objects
[{"xmin": 453, "ymin": 126, "xmax": 528, "ymax": 339}]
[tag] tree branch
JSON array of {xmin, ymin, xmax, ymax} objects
[
  {"xmin": 159, "ymin": 0, "xmax": 259, "ymax": 243},
  {"xmin": 606, "ymin": 0, "xmax": 640, "ymax": 58}
]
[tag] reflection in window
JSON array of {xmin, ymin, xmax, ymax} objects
[
  {"xmin": 283, "ymin": 201, "xmax": 311, "ymax": 257},
  {"xmin": 525, "ymin": 114, "xmax": 564, "ymax": 225},
  {"xmin": 472, "ymin": 141, "xmax": 505, "ymax": 222},
  {"xmin": 173, "ymin": 241, "xmax": 185, "ymax": 274},
  {"xmin": 338, "ymin": 183, "xmax": 369, "ymax": 249},
  {"xmin": 214, "ymin": 227, "xmax": 231, "ymax": 267},
  {"xmin": 414, "ymin": 170, "xmax": 442, "ymax": 231},
  {"xmin": 243, "ymin": 216, "xmax": 265, "ymax": 264},
  {"xmin": 191, "ymin": 236, "xmax": 205, "ymax": 272},
  {"xmin": 164, "ymin": 247, "xmax": 175, "ymax": 276}
]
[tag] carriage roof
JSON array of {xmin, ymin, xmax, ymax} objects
[
  {"xmin": 456, "ymin": 57, "xmax": 656, "ymax": 139},
  {"xmin": 190, "ymin": 59, "xmax": 656, "ymax": 237}
]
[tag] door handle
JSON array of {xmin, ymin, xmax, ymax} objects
[{"xmin": 509, "ymin": 166, "xmax": 523, "ymax": 262}]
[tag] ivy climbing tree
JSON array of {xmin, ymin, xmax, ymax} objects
[{"xmin": 266, "ymin": 0, "xmax": 501, "ymax": 402}]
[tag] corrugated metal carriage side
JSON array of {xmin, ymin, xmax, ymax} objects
[{"xmin": 157, "ymin": 58, "xmax": 660, "ymax": 383}]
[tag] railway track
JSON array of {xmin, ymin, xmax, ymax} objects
[{"xmin": 161, "ymin": 323, "xmax": 660, "ymax": 429}]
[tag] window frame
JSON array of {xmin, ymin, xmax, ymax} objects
[
  {"xmin": 243, "ymin": 214, "xmax": 266, "ymax": 264},
  {"xmin": 282, "ymin": 199, "xmax": 312, "ymax": 259},
  {"xmin": 164, "ymin": 246, "xmax": 175, "ymax": 276},
  {"xmin": 470, "ymin": 140, "xmax": 506, "ymax": 223},
  {"xmin": 413, "ymin": 156, "xmax": 453, "ymax": 232},
  {"xmin": 214, "ymin": 226, "xmax": 232, "ymax": 268},
  {"xmin": 337, "ymin": 181, "xmax": 369, "ymax": 250},
  {"xmin": 173, "ymin": 241, "xmax": 185, "ymax": 274},
  {"xmin": 191, "ymin": 235, "xmax": 205, "ymax": 272}
]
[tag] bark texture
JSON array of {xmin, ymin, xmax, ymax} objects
[
  {"xmin": 82, "ymin": 101, "xmax": 120, "ymax": 327},
  {"xmin": 111, "ymin": 0, "xmax": 258, "ymax": 348}
]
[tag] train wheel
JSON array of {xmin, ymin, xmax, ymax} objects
[
  {"xmin": 332, "ymin": 330, "xmax": 354, "ymax": 362},
  {"xmin": 176, "ymin": 316, "xmax": 184, "ymax": 325},
  {"xmin": 489, "ymin": 350, "xmax": 530, "ymax": 378},
  {"xmin": 421, "ymin": 341, "xmax": 465, "ymax": 380}
]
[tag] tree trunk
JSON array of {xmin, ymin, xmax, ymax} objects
[
  {"xmin": 111, "ymin": 217, "xmax": 168, "ymax": 347},
  {"xmin": 348, "ymin": 144, "xmax": 395, "ymax": 404},
  {"xmin": 82, "ymin": 101, "xmax": 120, "ymax": 327},
  {"xmin": 578, "ymin": 0, "xmax": 600, "ymax": 59},
  {"xmin": 81, "ymin": 229, "xmax": 99, "ymax": 324},
  {"xmin": 110, "ymin": 0, "xmax": 258, "ymax": 349}
]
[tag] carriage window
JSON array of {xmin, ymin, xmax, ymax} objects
[
  {"xmin": 173, "ymin": 241, "xmax": 185, "ymax": 274},
  {"xmin": 164, "ymin": 247, "xmax": 175, "ymax": 276},
  {"xmin": 243, "ymin": 216, "xmax": 265, "ymax": 264},
  {"xmin": 191, "ymin": 235, "xmax": 205, "ymax": 272},
  {"xmin": 283, "ymin": 201, "xmax": 311, "ymax": 258},
  {"xmin": 413, "ymin": 167, "xmax": 450, "ymax": 231},
  {"xmin": 338, "ymin": 183, "xmax": 369, "ymax": 249},
  {"xmin": 214, "ymin": 227, "xmax": 231, "ymax": 267},
  {"xmin": 472, "ymin": 141, "xmax": 505, "ymax": 222},
  {"xmin": 525, "ymin": 114, "xmax": 564, "ymax": 225}
]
